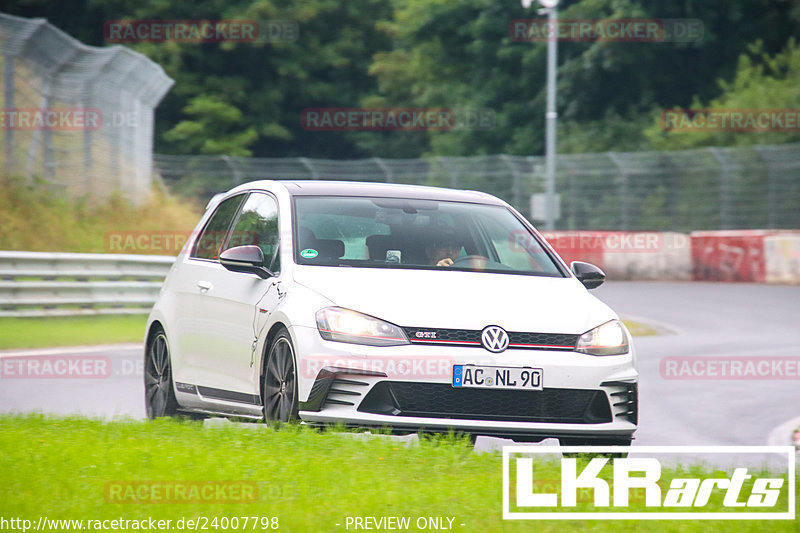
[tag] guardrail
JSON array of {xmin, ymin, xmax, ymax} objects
[{"xmin": 0, "ymin": 252, "xmax": 174, "ymax": 317}]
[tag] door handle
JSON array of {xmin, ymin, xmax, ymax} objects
[{"xmin": 197, "ymin": 280, "xmax": 213, "ymax": 292}]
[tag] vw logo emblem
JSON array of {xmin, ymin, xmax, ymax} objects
[{"xmin": 481, "ymin": 325, "xmax": 509, "ymax": 353}]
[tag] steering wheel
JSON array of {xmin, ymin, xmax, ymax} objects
[{"xmin": 451, "ymin": 255, "xmax": 490, "ymax": 268}]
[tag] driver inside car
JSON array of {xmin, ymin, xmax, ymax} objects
[{"xmin": 425, "ymin": 232, "xmax": 462, "ymax": 267}]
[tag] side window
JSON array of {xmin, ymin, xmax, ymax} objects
[
  {"xmin": 191, "ymin": 195, "xmax": 245, "ymax": 260},
  {"xmin": 224, "ymin": 193, "xmax": 280, "ymax": 271},
  {"xmin": 299, "ymin": 214, "xmax": 390, "ymax": 260}
]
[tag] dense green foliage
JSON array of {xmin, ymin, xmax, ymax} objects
[{"xmin": 5, "ymin": 0, "xmax": 799, "ymax": 157}]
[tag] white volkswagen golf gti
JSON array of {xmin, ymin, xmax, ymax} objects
[{"xmin": 145, "ymin": 180, "xmax": 638, "ymax": 445}]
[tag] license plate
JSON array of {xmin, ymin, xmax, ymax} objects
[{"xmin": 452, "ymin": 365, "xmax": 543, "ymax": 390}]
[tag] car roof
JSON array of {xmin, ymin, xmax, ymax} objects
[{"xmin": 236, "ymin": 180, "xmax": 506, "ymax": 205}]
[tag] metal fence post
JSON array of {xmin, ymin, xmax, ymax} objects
[
  {"xmin": 298, "ymin": 157, "xmax": 318, "ymax": 179},
  {"xmin": 708, "ymin": 147, "xmax": 732, "ymax": 229},
  {"xmin": 3, "ymin": 54, "xmax": 14, "ymax": 175},
  {"xmin": 560, "ymin": 157, "xmax": 578, "ymax": 230},
  {"xmin": 438, "ymin": 156, "xmax": 458, "ymax": 188},
  {"xmin": 754, "ymin": 146, "xmax": 778, "ymax": 229},
  {"xmin": 500, "ymin": 154, "xmax": 521, "ymax": 211},
  {"xmin": 24, "ymin": 83, "xmax": 49, "ymax": 184},
  {"xmin": 659, "ymin": 153, "xmax": 680, "ymax": 229},
  {"xmin": 373, "ymin": 157, "xmax": 393, "ymax": 183},
  {"xmin": 526, "ymin": 155, "xmax": 541, "ymax": 221},
  {"xmin": 607, "ymin": 152, "xmax": 629, "ymax": 230},
  {"xmin": 222, "ymin": 155, "xmax": 243, "ymax": 186}
]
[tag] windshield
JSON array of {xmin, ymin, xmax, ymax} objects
[{"xmin": 293, "ymin": 196, "xmax": 565, "ymax": 277}]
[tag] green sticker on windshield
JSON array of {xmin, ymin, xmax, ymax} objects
[{"xmin": 300, "ymin": 248, "xmax": 318, "ymax": 259}]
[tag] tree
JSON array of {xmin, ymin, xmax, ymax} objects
[
  {"xmin": 163, "ymin": 95, "xmax": 257, "ymax": 156},
  {"xmin": 4, "ymin": 0, "xmax": 799, "ymax": 157},
  {"xmin": 366, "ymin": 0, "xmax": 800, "ymax": 156},
  {"xmin": 646, "ymin": 39, "xmax": 800, "ymax": 150}
]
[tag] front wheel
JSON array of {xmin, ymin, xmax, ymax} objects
[
  {"xmin": 144, "ymin": 329, "xmax": 179, "ymax": 419},
  {"xmin": 262, "ymin": 328, "xmax": 299, "ymax": 423}
]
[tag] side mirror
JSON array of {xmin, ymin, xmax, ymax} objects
[
  {"xmin": 571, "ymin": 261, "xmax": 605, "ymax": 289},
  {"xmin": 219, "ymin": 245, "xmax": 273, "ymax": 279}
]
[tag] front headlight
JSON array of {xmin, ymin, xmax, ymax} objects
[
  {"xmin": 315, "ymin": 307, "xmax": 410, "ymax": 347},
  {"xmin": 575, "ymin": 320, "xmax": 629, "ymax": 356}
]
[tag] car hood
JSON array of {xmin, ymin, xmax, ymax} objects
[{"xmin": 292, "ymin": 266, "xmax": 616, "ymax": 334}]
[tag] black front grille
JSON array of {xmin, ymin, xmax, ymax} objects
[
  {"xmin": 510, "ymin": 332, "xmax": 579, "ymax": 348},
  {"xmin": 359, "ymin": 382, "xmax": 612, "ymax": 424},
  {"xmin": 403, "ymin": 327, "xmax": 578, "ymax": 350}
]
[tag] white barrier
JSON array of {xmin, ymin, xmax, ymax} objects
[
  {"xmin": 603, "ymin": 232, "xmax": 692, "ymax": 281},
  {"xmin": 765, "ymin": 234, "xmax": 800, "ymax": 284},
  {"xmin": 542, "ymin": 231, "xmax": 692, "ymax": 281}
]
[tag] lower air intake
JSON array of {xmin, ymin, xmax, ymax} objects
[{"xmin": 358, "ymin": 382, "xmax": 612, "ymax": 424}]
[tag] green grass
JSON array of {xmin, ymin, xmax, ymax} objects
[
  {"xmin": 0, "ymin": 416, "xmax": 795, "ymax": 532},
  {"xmin": 622, "ymin": 319, "xmax": 659, "ymax": 337},
  {"xmin": 0, "ymin": 315, "xmax": 147, "ymax": 349}
]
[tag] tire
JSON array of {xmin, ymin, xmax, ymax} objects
[
  {"xmin": 144, "ymin": 328, "xmax": 179, "ymax": 419},
  {"xmin": 262, "ymin": 328, "xmax": 299, "ymax": 423}
]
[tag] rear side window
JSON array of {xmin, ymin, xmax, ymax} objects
[
  {"xmin": 191, "ymin": 194, "xmax": 245, "ymax": 260},
  {"xmin": 224, "ymin": 193, "xmax": 280, "ymax": 271}
]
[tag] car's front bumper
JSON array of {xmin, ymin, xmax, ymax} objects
[{"xmin": 291, "ymin": 324, "xmax": 638, "ymax": 441}]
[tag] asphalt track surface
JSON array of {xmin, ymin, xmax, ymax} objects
[{"xmin": 2, "ymin": 282, "xmax": 799, "ymax": 456}]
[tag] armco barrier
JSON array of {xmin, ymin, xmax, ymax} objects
[{"xmin": 0, "ymin": 252, "xmax": 174, "ymax": 317}]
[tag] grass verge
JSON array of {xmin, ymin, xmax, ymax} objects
[
  {"xmin": 0, "ymin": 175, "xmax": 202, "ymax": 254},
  {"xmin": 0, "ymin": 415, "xmax": 795, "ymax": 532},
  {"xmin": 0, "ymin": 315, "xmax": 147, "ymax": 349},
  {"xmin": 622, "ymin": 319, "xmax": 659, "ymax": 337}
]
